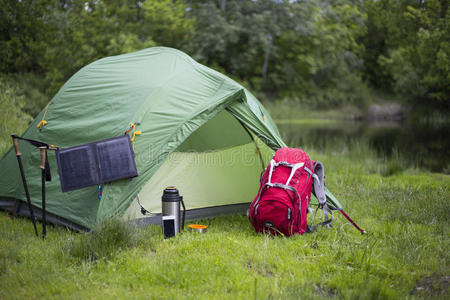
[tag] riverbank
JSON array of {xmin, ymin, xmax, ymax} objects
[
  {"xmin": 264, "ymin": 97, "xmax": 450, "ymax": 174},
  {"xmin": 263, "ymin": 94, "xmax": 449, "ymax": 124}
]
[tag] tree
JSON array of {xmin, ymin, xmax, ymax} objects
[
  {"xmin": 0, "ymin": 0, "xmax": 58, "ymax": 73},
  {"xmin": 142, "ymin": 0, "xmax": 194, "ymax": 48},
  {"xmin": 363, "ymin": 0, "xmax": 449, "ymax": 105},
  {"xmin": 0, "ymin": 75, "xmax": 32, "ymax": 153},
  {"xmin": 276, "ymin": 0, "xmax": 368, "ymax": 106}
]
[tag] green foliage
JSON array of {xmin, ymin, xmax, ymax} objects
[
  {"xmin": 0, "ymin": 0, "xmax": 193, "ymax": 98},
  {"xmin": 142, "ymin": 0, "xmax": 194, "ymax": 47},
  {"xmin": 276, "ymin": 1, "xmax": 369, "ymax": 107},
  {"xmin": 364, "ymin": 0, "xmax": 449, "ymax": 106},
  {"xmin": 106, "ymin": 33, "xmax": 157, "ymax": 56},
  {"xmin": 0, "ymin": 76, "xmax": 32, "ymax": 154},
  {"xmin": 0, "ymin": 0, "xmax": 56, "ymax": 73},
  {"xmin": 9, "ymin": 73, "xmax": 49, "ymax": 117},
  {"xmin": 185, "ymin": 0, "xmax": 370, "ymax": 107},
  {"xmin": 0, "ymin": 0, "xmax": 447, "ymax": 112}
]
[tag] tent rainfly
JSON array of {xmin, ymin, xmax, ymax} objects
[{"xmin": 0, "ymin": 47, "xmax": 341, "ymax": 231}]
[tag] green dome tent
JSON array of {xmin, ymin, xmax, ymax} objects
[{"xmin": 0, "ymin": 47, "xmax": 342, "ymax": 230}]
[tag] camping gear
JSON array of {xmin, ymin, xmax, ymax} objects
[
  {"xmin": 10, "ymin": 135, "xmax": 57, "ymax": 237},
  {"xmin": 161, "ymin": 187, "xmax": 185, "ymax": 238},
  {"xmin": 188, "ymin": 224, "xmax": 207, "ymax": 233},
  {"xmin": 11, "ymin": 134, "xmax": 39, "ymax": 237},
  {"xmin": 249, "ymin": 147, "xmax": 365, "ymax": 235},
  {"xmin": 248, "ymin": 147, "xmax": 319, "ymax": 236},
  {"xmin": 39, "ymin": 147, "xmax": 47, "ymax": 239},
  {"xmin": 0, "ymin": 47, "xmax": 346, "ymax": 230},
  {"xmin": 55, "ymin": 135, "xmax": 138, "ymax": 192}
]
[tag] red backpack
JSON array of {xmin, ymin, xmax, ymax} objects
[{"xmin": 248, "ymin": 147, "xmax": 330, "ymax": 236}]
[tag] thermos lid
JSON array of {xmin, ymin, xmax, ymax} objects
[
  {"xmin": 164, "ymin": 186, "xmax": 178, "ymax": 192},
  {"xmin": 162, "ymin": 186, "xmax": 182, "ymax": 202}
]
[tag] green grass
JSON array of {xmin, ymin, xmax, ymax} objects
[{"xmin": 1, "ymin": 144, "xmax": 448, "ymax": 299}]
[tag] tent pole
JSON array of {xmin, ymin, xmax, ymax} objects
[{"xmin": 232, "ymin": 115, "xmax": 266, "ymax": 172}]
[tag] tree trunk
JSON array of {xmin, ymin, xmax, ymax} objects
[
  {"xmin": 219, "ymin": 0, "xmax": 227, "ymax": 11},
  {"xmin": 262, "ymin": 34, "xmax": 273, "ymax": 87}
]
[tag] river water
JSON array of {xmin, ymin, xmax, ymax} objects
[{"xmin": 276, "ymin": 119, "xmax": 450, "ymax": 174}]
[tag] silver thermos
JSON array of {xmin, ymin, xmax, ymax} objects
[{"xmin": 161, "ymin": 187, "xmax": 185, "ymax": 239}]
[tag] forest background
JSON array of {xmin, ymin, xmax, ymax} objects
[{"xmin": 1, "ymin": 0, "xmax": 448, "ymax": 126}]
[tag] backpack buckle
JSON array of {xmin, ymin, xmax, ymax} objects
[{"xmin": 264, "ymin": 221, "xmax": 274, "ymax": 227}]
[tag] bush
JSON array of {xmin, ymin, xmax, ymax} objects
[
  {"xmin": 0, "ymin": 75, "xmax": 32, "ymax": 155},
  {"xmin": 11, "ymin": 73, "xmax": 50, "ymax": 117}
]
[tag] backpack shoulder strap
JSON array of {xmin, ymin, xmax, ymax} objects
[
  {"xmin": 253, "ymin": 159, "xmax": 305, "ymax": 208},
  {"xmin": 306, "ymin": 161, "xmax": 333, "ymax": 231},
  {"xmin": 305, "ymin": 161, "xmax": 326, "ymax": 206}
]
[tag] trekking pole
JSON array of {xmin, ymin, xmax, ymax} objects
[
  {"xmin": 11, "ymin": 134, "xmax": 39, "ymax": 237},
  {"xmin": 39, "ymin": 146, "xmax": 47, "ymax": 239},
  {"xmin": 340, "ymin": 210, "xmax": 366, "ymax": 234}
]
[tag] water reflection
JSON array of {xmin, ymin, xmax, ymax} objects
[{"xmin": 276, "ymin": 120, "xmax": 450, "ymax": 173}]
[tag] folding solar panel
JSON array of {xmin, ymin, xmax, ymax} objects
[
  {"xmin": 96, "ymin": 137, "xmax": 138, "ymax": 183},
  {"xmin": 56, "ymin": 135, "xmax": 138, "ymax": 192}
]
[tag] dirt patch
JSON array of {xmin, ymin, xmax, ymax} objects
[
  {"xmin": 245, "ymin": 261, "xmax": 273, "ymax": 277},
  {"xmin": 410, "ymin": 275, "xmax": 449, "ymax": 296},
  {"xmin": 246, "ymin": 261, "xmax": 253, "ymax": 269},
  {"xmin": 315, "ymin": 284, "xmax": 337, "ymax": 298}
]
